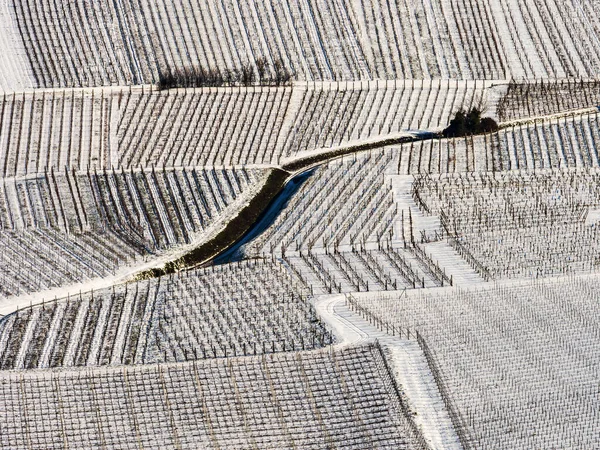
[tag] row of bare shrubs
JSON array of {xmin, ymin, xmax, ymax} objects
[{"xmin": 156, "ymin": 58, "xmax": 293, "ymax": 90}]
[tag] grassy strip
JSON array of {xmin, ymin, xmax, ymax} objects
[
  {"xmin": 134, "ymin": 168, "xmax": 290, "ymax": 279},
  {"xmin": 282, "ymin": 134, "xmax": 434, "ymax": 172}
]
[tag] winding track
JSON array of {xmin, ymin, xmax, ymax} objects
[{"xmin": 315, "ymin": 293, "xmax": 461, "ymax": 450}]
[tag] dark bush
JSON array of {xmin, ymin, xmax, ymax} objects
[
  {"xmin": 443, "ymin": 107, "xmax": 498, "ymax": 138},
  {"xmin": 480, "ymin": 117, "xmax": 499, "ymax": 133},
  {"xmin": 240, "ymin": 63, "xmax": 255, "ymax": 86},
  {"xmin": 156, "ymin": 67, "xmax": 226, "ymax": 90},
  {"xmin": 156, "ymin": 70, "xmax": 176, "ymax": 90}
]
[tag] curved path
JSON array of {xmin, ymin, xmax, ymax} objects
[{"xmin": 315, "ymin": 294, "xmax": 461, "ymax": 450}]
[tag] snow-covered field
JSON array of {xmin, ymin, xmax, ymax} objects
[
  {"xmin": 351, "ymin": 276, "xmax": 600, "ymax": 449},
  {"xmin": 1, "ymin": 0, "xmax": 600, "ymax": 448},
  {"xmin": 0, "ymin": 166, "xmax": 269, "ymax": 299},
  {"xmin": 5, "ymin": 0, "xmax": 600, "ymax": 86}
]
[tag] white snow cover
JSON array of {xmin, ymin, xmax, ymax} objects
[
  {"xmin": 315, "ymin": 293, "xmax": 461, "ymax": 450},
  {"xmin": 0, "ymin": 1, "xmax": 35, "ymax": 91}
]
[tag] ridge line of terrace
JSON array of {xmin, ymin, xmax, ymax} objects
[
  {"xmin": 281, "ymin": 131, "xmax": 435, "ymax": 172},
  {"xmin": 498, "ymin": 105, "xmax": 600, "ymax": 129},
  {"xmin": 0, "ymin": 79, "xmax": 509, "ymax": 96},
  {"xmin": 5, "ymin": 77, "xmax": 600, "ymax": 98},
  {"xmin": 0, "ymin": 341, "xmax": 349, "ymax": 377}
]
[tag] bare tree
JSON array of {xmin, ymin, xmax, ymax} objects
[
  {"xmin": 273, "ymin": 60, "xmax": 292, "ymax": 86},
  {"xmin": 256, "ymin": 57, "xmax": 269, "ymax": 81}
]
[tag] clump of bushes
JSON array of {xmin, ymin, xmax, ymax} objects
[
  {"xmin": 156, "ymin": 58, "xmax": 294, "ymax": 90},
  {"xmin": 442, "ymin": 107, "xmax": 498, "ymax": 138},
  {"xmin": 157, "ymin": 67, "xmax": 224, "ymax": 89}
]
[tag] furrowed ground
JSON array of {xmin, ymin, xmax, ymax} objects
[{"xmin": 0, "ymin": 1, "xmax": 599, "ymax": 449}]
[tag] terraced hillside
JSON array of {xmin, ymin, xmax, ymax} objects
[
  {"xmin": 0, "ymin": 166, "xmax": 268, "ymax": 297},
  {"xmin": 0, "ymin": 82, "xmax": 488, "ymax": 175},
  {"xmin": 0, "ymin": 260, "xmax": 332, "ymax": 369},
  {"xmin": 1, "ymin": 1, "xmax": 600, "ymax": 449}
]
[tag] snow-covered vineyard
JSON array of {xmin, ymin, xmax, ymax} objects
[
  {"xmin": 243, "ymin": 151, "xmax": 453, "ymax": 294},
  {"xmin": 0, "ymin": 344, "xmax": 426, "ymax": 449},
  {"xmin": 0, "ymin": 81, "xmax": 487, "ymax": 174},
  {"xmin": 391, "ymin": 111, "xmax": 600, "ymax": 174},
  {"xmin": 350, "ymin": 277, "xmax": 600, "ymax": 449},
  {"xmin": 414, "ymin": 169, "xmax": 600, "ymax": 278},
  {"xmin": 0, "ymin": 166, "xmax": 268, "ymax": 297},
  {"xmin": 0, "ymin": 261, "xmax": 332, "ymax": 369},
  {"xmin": 1, "ymin": 0, "xmax": 600, "ymax": 449},
  {"xmin": 497, "ymin": 79, "xmax": 600, "ymax": 121},
  {"xmin": 3, "ymin": 0, "xmax": 600, "ymax": 88}
]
